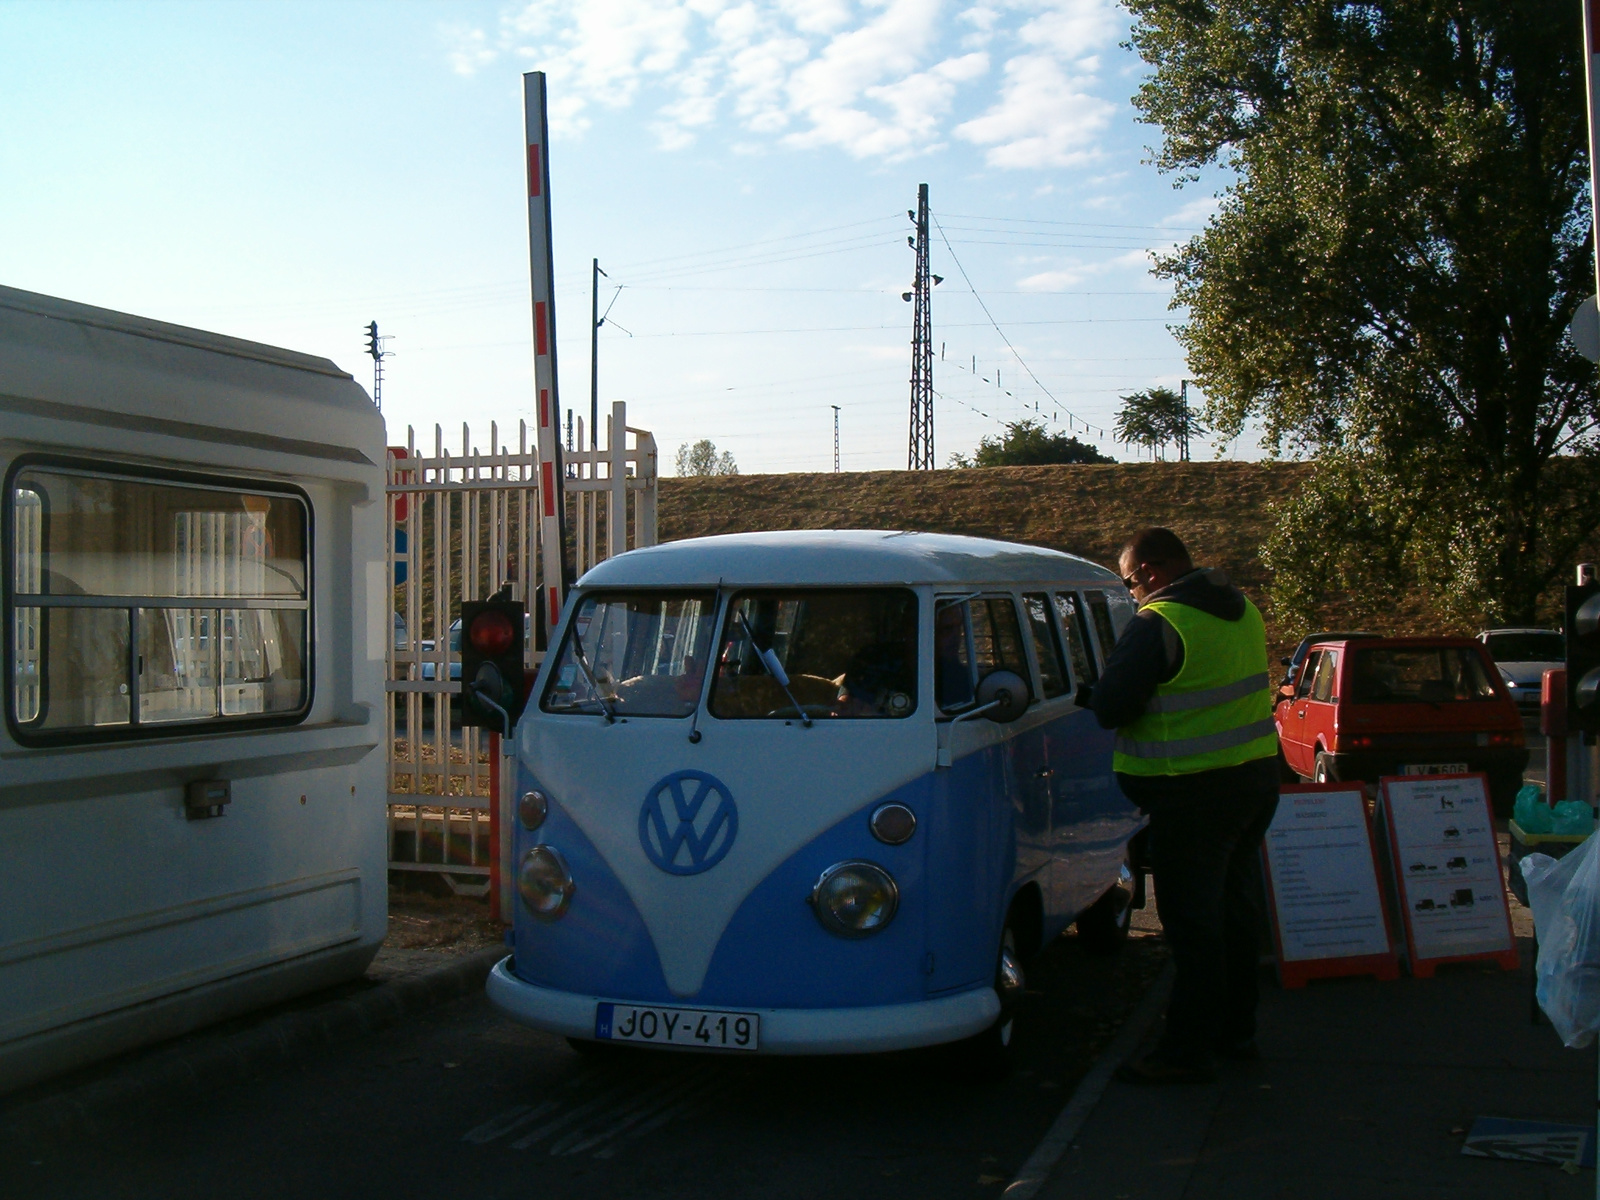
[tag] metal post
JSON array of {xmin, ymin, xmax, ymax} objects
[
  {"xmin": 908, "ymin": 183, "xmax": 934, "ymax": 470},
  {"xmin": 591, "ymin": 258, "xmax": 605, "ymax": 453},
  {"xmin": 609, "ymin": 401, "xmax": 627, "ymax": 559},
  {"xmin": 832, "ymin": 405, "xmax": 841, "ymax": 472},
  {"xmin": 523, "ymin": 71, "xmax": 566, "ymax": 643}
]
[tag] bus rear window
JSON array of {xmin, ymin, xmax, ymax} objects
[
  {"xmin": 710, "ymin": 589, "xmax": 917, "ymax": 719},
  {"xmin": 1348, "ymin": 648, "xmax": 1498, "ymax": 704}
]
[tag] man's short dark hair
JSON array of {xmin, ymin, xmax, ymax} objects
[{"xmin": 1121, "ymin": 527, "xmax": 1192, "ymax": 570}]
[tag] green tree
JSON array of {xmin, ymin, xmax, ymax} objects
[
  {"xmin": 1115, "ymin": 386, "xmax": 1200, "ymax": 460},
  {"xmin": 1127, "ymin": 0, "xmax": 1600, "ymax": 627},
  {"xmin": 674, "ymin": 439, "xmax": 738, "ymax": 477},
  {"xmin": 948, "ymin": 419, "xmax": 1115, "ymax": 467}
]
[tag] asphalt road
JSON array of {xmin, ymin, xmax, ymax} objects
[{"xmin": 4, "ymin": 932, "xmax": 1168, "ymax": 1200}]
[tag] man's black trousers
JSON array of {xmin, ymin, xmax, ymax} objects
[{"xmin": 1136, "ymin": 758, "xmax": 1281, "ymax": 1066}]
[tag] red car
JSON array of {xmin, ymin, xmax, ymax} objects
[{"xmin": 1273, "ymin": 636, "xmax": 1528, "ymax": 816}]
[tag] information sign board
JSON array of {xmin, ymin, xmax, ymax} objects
[
  {"xmin": 1261, "ymin": 784, "xmax": 1399, "ymax": 987},
  {"xmin": 1378, "ymin": 773, "xmax": 1518, "ymax": 977}
]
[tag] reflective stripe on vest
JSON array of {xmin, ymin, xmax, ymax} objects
[
  {"xmin": 1111, "ymin": 596, "xmax": 1277, "ymax": 777},
  {"xmin": 1141, "ymin": 671, "xmax": 1270, "ymax": 714},
  {"xmin": 1116, "ymin": 717, "xmax": 1277, "ymax": 761}
]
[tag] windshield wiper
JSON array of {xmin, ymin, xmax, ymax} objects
[
  {"xmin": 569, "ymin": 638, "xmax": 617, "ymax": 724},
  {"xmin": 736, "ymin": 610, "xmax": 812, "ymax": 727}
]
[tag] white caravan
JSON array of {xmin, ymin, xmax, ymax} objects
[{"xmin": 0, "ymin": 286, "xmax": 387, "ymax": 1092}]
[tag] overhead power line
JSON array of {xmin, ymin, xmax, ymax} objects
[{"xmin": 931, "ymin": 214, "xmax": 1113, "ymax": 442}]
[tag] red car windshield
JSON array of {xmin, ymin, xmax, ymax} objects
[{"xmin": 1347, "ymin": 647, "xmax": 1498, "ymax": 704}]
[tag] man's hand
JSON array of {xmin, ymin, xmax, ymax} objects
[{"xmin": 1074, "ymin": 682, "xmax": 1093, "ymax": 709}]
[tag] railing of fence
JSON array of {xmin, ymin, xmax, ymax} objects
[{"xmin": 384, "ymin": 407, "xmax": 656, "ymax": 900}]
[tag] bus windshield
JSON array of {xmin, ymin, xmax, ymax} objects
[
  {"xmin": 541, "ymin": 591, "xmax": 717, "ymax": 718},
  {"xmin": 709, "ymin": 589, "xmax": 917, "ymax": 719}
]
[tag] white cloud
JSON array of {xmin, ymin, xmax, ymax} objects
[
  {"xmin": 450, "ymin": 0, "xmax": 1125, "ymax": 165},
  {"xmin": 1162, "ymin": 194, "xmax": 1222, "ymax": 228},
  {"xmin": 954, "ymin": 52, "xmax": 1113, "ymax": 168}
]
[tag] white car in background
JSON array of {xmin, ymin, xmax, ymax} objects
[{"xmin": 1477, "ymin": 628, "xmax": 1563, "ymax": 727}]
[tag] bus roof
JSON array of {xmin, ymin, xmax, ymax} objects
[{"xmin": 577, "ymin": 529, "xmax": 1120, "ymax": 589}]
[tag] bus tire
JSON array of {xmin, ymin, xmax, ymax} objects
[
  {"xmin": 956, "ymin": 919, "xmax": 1024, "ymax": 1079},
  {"xmin": 1076, "ymin": 862, "xmax": 1134, "ymax": 956}
]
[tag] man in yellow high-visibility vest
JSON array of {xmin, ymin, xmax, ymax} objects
[{"xmin": 1087, "ymin": 527, "xmax": 1280, "ymax": 1084}]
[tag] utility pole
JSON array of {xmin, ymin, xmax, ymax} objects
[
  {"xmin": 906, "ymin": 183, "xmax": 935, "ymax": 470},
  {"xmin": 1179, "ymin": 378, "xmax": 1191, "ymax": 462},
  {"xmin": 364, "ymin": 320, "xmax": 390, "ymax": 409},
  {"xmin": 591, "ymin": 259, "xmax": 607, "ymax": 451},
  {"xmin": 832, "ymin": 405, "xmax": 841, "ymax": 472}
]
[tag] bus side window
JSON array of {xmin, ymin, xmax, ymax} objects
[
  {"xmin": 971, "ymin": 596, "xmax": 1031, "ymax": 701},
  {"xmin": 934, "ymin": 600, "xmax": 975, "ymax": 712},
  {"xmin": 1083, "ymin": 590, "xmax": 1119, "ymax": 666},
  {"xmin": 1021, "ymin": 593, "xmax": 1069, "ymax": 699},
  {"xmin": 1052, "ymin": 592, "xmax": 1097, "ymax": 685},
  {"xmin": 935, "ymin": 595, "xmax": 1032, "ymax": 712}
]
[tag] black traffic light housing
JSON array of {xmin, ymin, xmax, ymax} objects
[
  {"xmin": 1564, "ymin": 582, "xmax": 1600, "ymax": 737},
  {"xmin": 459, "ymin": 599, "xmax": 528, "ymax": 734}
]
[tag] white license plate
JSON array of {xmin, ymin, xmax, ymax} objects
[
  {"xmin": 1402, "ymin": 762, "xmax": 1468, "ymax": 776},
  {"xmin": 595, "ymin": 1002, "xmax": 759, "ymax": 1051}
]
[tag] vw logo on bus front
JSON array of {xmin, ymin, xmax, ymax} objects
[{"xmin": 638, "ymin": 770, "xmax": 738, "ymax": 875}]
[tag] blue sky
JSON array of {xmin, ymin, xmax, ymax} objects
[{"xmin": 0, "ymin": 0, "xmax": 1246, "ymax": 472}]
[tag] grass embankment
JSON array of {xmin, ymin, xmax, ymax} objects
[{"xmin": 656, "ymin": 461, "xmax": 1443, "ymax": 648}]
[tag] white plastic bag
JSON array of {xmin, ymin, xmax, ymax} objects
[{"xmin": 1521, "ymin": 833, "xmax": 1600, "ymax": 1048}]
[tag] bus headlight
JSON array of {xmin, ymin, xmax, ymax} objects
[
  {"xmin": 809, "ymin": 860, "xmax": 897, "ymax": 938},
  {"xmin": 518, "ymin": 846, "xmax": 575, "ymax": 920}
]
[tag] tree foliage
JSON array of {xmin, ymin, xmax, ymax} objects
[
  {"xmin": 948, "ymin": 419, "xmax": 1115, "ymax": 468},
  {"xmin": 1128, "ymin": 0, "xmax": 1600, "ymax": 626},
  {"xmin": 1115, "ymin": 386, "xmax": 1202, "ymax": 460},
  {"xmin": 674, "ymin": 439, "xmax": 738, "ymax": 477}
]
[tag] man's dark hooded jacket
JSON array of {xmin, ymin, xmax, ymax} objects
[{"xmin": 1087, "ymin": 567, "xmax": 1279, "ymax": 809}]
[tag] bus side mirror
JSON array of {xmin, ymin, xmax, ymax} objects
[{"xmin": 975, "ymin": 670, "xmax": 1029, "ymax": 723}]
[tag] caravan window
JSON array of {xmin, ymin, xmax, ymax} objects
[{"xmin": 7, "ymin": 463, "xmax": 310, "ymax": 742}]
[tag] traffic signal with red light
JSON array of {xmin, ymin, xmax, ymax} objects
[
  {"xmin": 460, "ymin": 600, "xmax": 527, "ymax": 733},
  {"xmin": 1564, "ymin": 582, "xmax": 1600, "ymax": 737}
]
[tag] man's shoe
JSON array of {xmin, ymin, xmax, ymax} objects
[
  {"xmin": 1216, "ymin": 1038, "xmax": 1260, "ymax": 1061},
  {"xmin": 1114, "ymin": 1054, "xmax": 1217, "ymax": 1085}
]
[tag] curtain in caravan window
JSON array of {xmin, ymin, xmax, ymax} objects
[{"xmin": 7, "ymin": 466, "xmax": 309, "ymax": 740}]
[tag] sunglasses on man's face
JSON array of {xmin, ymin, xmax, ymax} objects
[{"xmin": 1121, "ymin": 570, "xmax": 1141, "ymax": 589}]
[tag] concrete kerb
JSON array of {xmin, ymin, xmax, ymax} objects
[
  {"xmin": 1003, "ymin": 961, "xmax": 1175, "ymax": 1199},
  {"xmin": 0, "ymin": 946, "xmax": 507, "ymax": 1151}
]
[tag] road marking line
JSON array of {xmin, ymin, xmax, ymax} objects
[
  {"xmin": 510, "ymin": 1073, "xmax": 676, "ymax": 1150},
  {"xmin": 461, "ymin": 1103, "xmax": 537, "ymax": 1144},
  {"xmin": 461, "ymin": 1070, "xmax": 597, "ymax": 1144},
  {"xmin": 594, "ymin": 1092, "xmax": 708, "ymax": 1159},
  {"xmin": 553, "ymin": 1070, "xmax": 718, "ymax": 1156},
  {"xmin": 1002, "ymin": 961, "xmax": 1175, "ymax": 1200}
]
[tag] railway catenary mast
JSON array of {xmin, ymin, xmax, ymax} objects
[{"xmin": 907, "ymin": 183, "xmax": 934, "ymax": 470}]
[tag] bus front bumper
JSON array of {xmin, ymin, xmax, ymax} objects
[{"xmin": 485, "ymin": 956, "xmax": 1000, "ymax": 1055}]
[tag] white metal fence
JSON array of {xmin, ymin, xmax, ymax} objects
[{"xmin": 385, "ymin": 406, "xmax": 656, "ymax": 903}]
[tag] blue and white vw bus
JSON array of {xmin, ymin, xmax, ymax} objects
[{"xmin": 486, "ymin": 531, "xmax": 1144, "ymax": 1058}]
